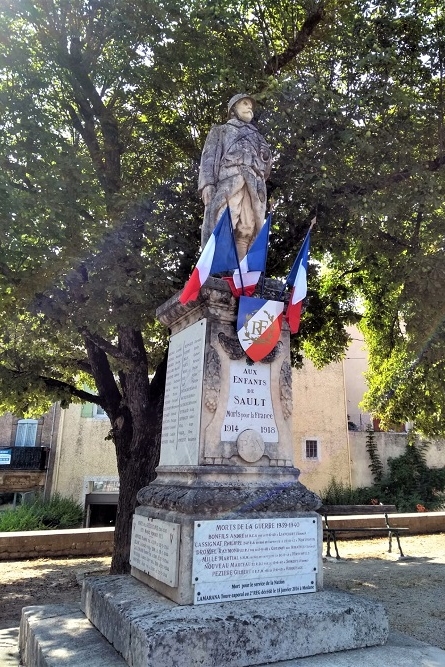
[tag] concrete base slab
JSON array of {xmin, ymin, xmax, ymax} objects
[
  {"xmin": 18, "ymin": 605, "xmax": 445, "ymax": 667},
  {"xmin": 19, "ymin": 604, "xmax": 126, "ymax": 667},
  {"xmin": 279, "ymin": 631, "xmax": 445, "ymax": 666},
  {"xmin": 80, "ymin": 575, "xmax": 388, "ymax": 666},
  {"xmin": 0, "ymin": 627, "xmax": 20, "ymax": 667}
]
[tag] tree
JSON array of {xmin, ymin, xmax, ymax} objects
[
  {"xmin": 1, "ymin": 0, "xmax": 445, "ymax": 573},
  {"xmin": 0, "ymin": 0, "xmax": 328, "ymax": 572}
]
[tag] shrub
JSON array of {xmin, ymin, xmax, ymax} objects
[
  {"xmin": 321, "ymin": 433, "xmax": 445, "ymax": 512},
  {"xmin": 320, "ymin": 477, "xmax": 374, "ymax": 505},
  {"xmin": 0, "ymin": 493, "xmax": 84, "ymax": 532}
]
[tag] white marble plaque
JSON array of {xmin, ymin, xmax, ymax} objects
[
  {"xmin": 194, "ymin": 573, "xmax": 316, "ymax": 605},
  {"xmin": 130, "ymin": 515, "xmax": 180, "ymax": 587},
  {"xmin": 159, "ymin": 319, "xmax": 207, "ymax": 465},
  {"xmin": 192, "ymin": 517, "xmax": 318, "ymax": 585},
  {"xmin": 221, "ymin": 359, "xmax": 278, "ymax": 442}
]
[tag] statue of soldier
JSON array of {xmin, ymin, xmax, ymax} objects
[{"xmin": 198, "ymin": 94, "xmax": 272, "ymax": 260}]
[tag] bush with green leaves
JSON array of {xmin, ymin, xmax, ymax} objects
[
  {"xmin": 321, "ymin": 433, "xmax": 445, "ymax": 512},
  {"xmin": 0, "ymin": 493, "xmax": 84, "ymax": 532},
  {"xmin": 320, "ymin": 478, "xmax": 372, "ymax": 505}
]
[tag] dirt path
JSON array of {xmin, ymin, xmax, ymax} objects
[
  {"xmin": 322, "ymin": 532, "xmax": 445, "ymax": 649},
  {"xmin": 0, "ymin": 556, "xmax": 111, "ymax": 630},
  {"xmin": 0, "ymin": 533, "xmax": 444, "ymax": 650}
]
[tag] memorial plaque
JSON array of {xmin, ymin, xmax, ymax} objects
[
  {"xmin": 194, "ymin": 573, "xmax": 316, "ymax": 605},
  {"xmin": 221, "ymin": 359, "xmax": 278, "ymax": 443},
  {"xmin": 130, "ymin": 515, "xmax": 180, "ymax": 587},
  {"xmin": 159, "ymin": 319, "xmax": 207, "ymax": 465},
  {"xmin": 192, "ymin": 517, "xmax": 318, "ymax": 596}
]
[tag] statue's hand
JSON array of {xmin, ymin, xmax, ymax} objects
[{"xmin": 202, "ymin": 185, "xmax": 215, "ymax": 206}]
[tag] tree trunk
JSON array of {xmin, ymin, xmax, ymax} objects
[
  {"xmin": 109, "ymin": 330, "xmax": 167, "ymax": 574},
  {"xmin": 111, "ymin": 418, "xmax": 160, "ymax": 573}
]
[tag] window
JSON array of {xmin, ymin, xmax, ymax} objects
[
  {"xmin": 305, "ymin": 439, "xmax": 319, "ymax": 460},
  {"xmin": 15, "ymin": 419, "xmax": 38, "ymax": 447},
  {"xmin": 93, "ymin": 404, "xmax": 107, "ymax": 418},
  {"xmin": 81, "ymin": 403, "xmax": 108, "ymax": 419}
]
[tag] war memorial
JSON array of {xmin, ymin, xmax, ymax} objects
[{"xmin": 19, "ymin": 95, "xmax": 391, "ymax": 666}]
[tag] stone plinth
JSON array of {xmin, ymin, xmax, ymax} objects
[
  {"xmin": 133, "ymin": 465, "xmax": 322, "ymax": 604},
  {"xmin": 131, "ymin": 278, "xmax": 322, "ymax": 605},
  {"xmin": 80, "ymin": 575, "xmax": 389, "ymax": 667},
  {"xmin": 156, "ymin": 278, "xmax": 295, "ymax": 468},
  {"xmin": 19, "ymin": 279, "xmax": 393, "ymax": 667}
]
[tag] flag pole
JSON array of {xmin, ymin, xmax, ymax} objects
[
  {"xmin": 278, "ymin": 215, "xmax": 317, "ymax": 300},
  {"xmin": 259, "ymin": 200, "xmax": 274, "ymax": 298},
  {"xmin": 225, "ymin": 199, "xmax": 245, "ymax": 296}
]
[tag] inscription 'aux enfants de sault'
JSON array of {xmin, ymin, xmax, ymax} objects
[{"xmin": 221, "ymin": 360, "xmax": 278, "ymax": 442}]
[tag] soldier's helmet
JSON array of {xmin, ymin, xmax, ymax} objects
[{"xmin": 227, "ymin": 93, "xmax": 256, "ymax": 118}]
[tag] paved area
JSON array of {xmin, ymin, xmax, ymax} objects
[{"xmin": 0, "ymin": 627, "xmax": 20, "ymax": 666}]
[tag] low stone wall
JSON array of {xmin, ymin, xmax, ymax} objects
[
  {"xmin": 0, "ymin": 513, "xmax": 443, "ymax": 561},
  {"xmin": 323, "ymin": 511, "xmax": 445, "ymax": 536},
  {"xmin": 0, "ymin": 527, "xmax": 114, "ymax": 560}
]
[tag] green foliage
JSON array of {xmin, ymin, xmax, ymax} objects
[
  {"xmin": 2, "ymin": 0, "xmax": 445, "ymax": 566},
  {"xmin": 0, "ymin": 493, "xmax": 84, "ymax": 531},
  {"xmin": 322, "ymin": 434, "xmax": 445, "ymax": 512},
  {"xmin": 0, "ymin": 0, "xmax": 444, "ymax": 434},
  {"xmin": 377, "ymin": 433, "xmax": 445, "ymax": 512},
  {"xmin": 365, "ymin": 426, "xmax": 384, "ymax": 483},
  {"xmin": 320, "ymin": 478, "xmax": 365, "ymax": 505}
]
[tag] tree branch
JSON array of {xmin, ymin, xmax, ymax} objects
[
  {"xmin": 38, "ymin": 375, "xmax": 102, "ymax": 404},
  {"xmin": 264, "ymin": 3, "xmax": 326, "ymax": 76},
  {"xmin": 80, "ymin": 327, "xmax": 138, "ymax": 366},
  {"xmin": 83, "ymin": 336, "xmax": 122, "ymax": 414}
]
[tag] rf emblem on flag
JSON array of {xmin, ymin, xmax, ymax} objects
[{"xmin": 237, "ymin": 296, "xmax": 284, "ymax": 362}]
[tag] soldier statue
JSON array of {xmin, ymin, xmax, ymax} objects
[{"xmin": 198, "ymin": 94, "xmax": 272, "ymax": 260}]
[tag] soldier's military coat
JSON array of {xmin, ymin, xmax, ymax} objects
[{"xmin": 198, "ymin": 118, "xmax": 272, "ymax": 256}]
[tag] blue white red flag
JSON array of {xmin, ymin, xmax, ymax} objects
[
  {"xmin": 237, "ymin": 295, "xmax": 284, "ymax": 362},
  {"xmin": 284, "ymin": 229, "xmax": 311, "ymax": 334},
  {"xmin": 179, "ymin": 208, "xmax": 239, "ymax": 304},
  {"xmin": 224, "ymin": 214, "xmax": 271, "ymax": 297}
]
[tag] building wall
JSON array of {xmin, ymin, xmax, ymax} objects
[
  {"xmin": 343, "ymin": 326, "xmax": 371, "ymax": 430},
  {"xmin": 52, "ymin": 404, "xmax": 117, "ymax": 504},
  {"xmin": 0, "ymin": 413, "xmax": 14, "ymax": 447},
  {"xmin": 349, "ymin": 432, "xmax": 445, "ymax": 488},
  {"xmin": 292, "ymin": 360, "xmax": 351, "ymax": 495},
  {"xmin": 0, "ymin": 406, "xmax": 59, "ymax": 449}
]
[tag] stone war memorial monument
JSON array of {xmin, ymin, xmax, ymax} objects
[{"xmin": 20, "ymin": 94, "xmax": 389, "ymax": 667}]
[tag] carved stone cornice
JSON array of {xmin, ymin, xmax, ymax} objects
[
  {"xmin": 137, "ymin": 479, "xmax": 322, "ymax": 515},
  {"xmin": 156, "ymin": 277, "xmax": 289, "ymax": 330}
]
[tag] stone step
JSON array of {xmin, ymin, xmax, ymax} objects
[
  {"xmin": 80, "ymin": 575, "xmax": 389, "ymax": 667},
  {"xmin": 19, "ymin": 604, "xmax": 126, "ymax": 667},
  {"xmin": 19, "ymin": 602, "xmax": 445, "ymax": 667}
]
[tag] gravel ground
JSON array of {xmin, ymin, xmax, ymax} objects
[
  {"xmin": 322, "ymin": 532, "xmax": 445, "ymax": 649},
  {"xmin": 0, "ymin": 532, "xmax": 444, "ymax": 651}
]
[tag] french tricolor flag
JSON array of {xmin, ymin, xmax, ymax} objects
[
  {"xmin": 284, "ymin": 228, "xmax": 311, "ymax": 334},
  {"xmin": 179, "ymin": 208, "xmax": 239, "ymax": 305},
  {"xmin": 224, "ymin": 214, "xmax": 271, "ymax": 297}
]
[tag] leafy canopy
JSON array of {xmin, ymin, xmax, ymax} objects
[{"xmin": 0, "ymin": 1, "xmax": 444, "ymax": 437}]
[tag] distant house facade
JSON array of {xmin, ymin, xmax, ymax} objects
[
  {"xmin": 50, "ymin": 401, "xmax": 118, "ymax": 526},
  {"xmin": 0, "ymin": 404, "xmax": 60, "ymax": 500},
  {"xmin": 292, "ymin": 359, "xmax": 351, "ymax": 495}
]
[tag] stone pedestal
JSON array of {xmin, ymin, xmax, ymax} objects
[
  {"xmin": 130, "ymin": 278, "xmax": 323, "ymax": 605},
  {"xmin": 19, "ymin": 277, "xmax": 391, "ymax": 666}
]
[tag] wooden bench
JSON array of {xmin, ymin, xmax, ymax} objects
[{"xmin": 317, "ymin": 505, "xmax": 409, "ymax": 559}]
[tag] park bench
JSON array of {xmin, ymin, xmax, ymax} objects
[{"xmin": 317, "ymin": 504, "xmax": 409, "ymax": 559}]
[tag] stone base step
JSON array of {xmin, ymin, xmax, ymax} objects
[
  {"xmin": 19, "ymin": 604, "xmax": 126, "ymax": 667},
  {"xmin": 19, "ymin": 603, "xmax": 445, "ymax": 667},
  {"xmin": 80, "ymin": 575, "xmax": 388, "ymax": 666}
]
